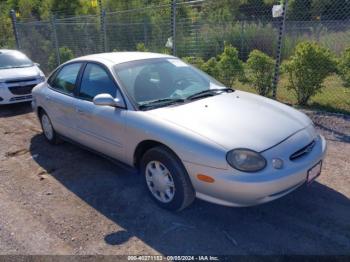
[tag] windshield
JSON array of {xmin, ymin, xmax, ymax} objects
[
  {"xmin": 114, "ymin": 58, "xmax": 226, "ymax": 108},
  {"xmin": 0, "ymin": 51, "xmax": 34, "ymax": 69}
]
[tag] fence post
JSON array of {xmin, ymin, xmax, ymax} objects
[
  {"xmin": 10, "ymin": 10, "xmax": 21, "ymax": 49},
  {"xmin": 143, "ymin": 17, "xmax": 148, "ymax": 46},
  {"xmin": 240, "ymin": 20, "xmax": 245, "ymax": 59},
  {"xmin": 171, "ymin": 0, "xmax": 177, "ymax": 56},
  {"xmin": 51, "ymin": 15, "xmax": 61, "ymax": 66},
  {"xmin": 272, "ymin": 0, "xmax": 288, "ymax": 100},
  {"xmin": 99, "ymin": 0, "xmax": 107, "ymax": 52}
]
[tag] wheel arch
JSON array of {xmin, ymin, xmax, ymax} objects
[
  {"xmin": 36, "ymin": 106, "xmax": 45, "ymax": 118},
  {"xmin": 133, "ymin": 140, "xmax": 180, "ymax": 170}
]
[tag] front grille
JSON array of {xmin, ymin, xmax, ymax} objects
[
  {"xmin": 290, "ymin": 140, "xmax": 315, "ymax": 161},
  {"xmin": 9, "ymin": 95, "xmax": 32, "ymax": 101},
  {"xmin": 5, "ymin": 78, "xmax": 37, "ymax": 84},
  {"xmin": 8, "ymin": 84, "xmax": 36, "ymax": 95}
]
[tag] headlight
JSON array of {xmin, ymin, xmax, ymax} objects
[{"xmin": 226, "ymin": 149, "xmax": 266, "ymax": 172}]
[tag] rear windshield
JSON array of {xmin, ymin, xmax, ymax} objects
[{"xmin": 0, "ymin": 51, "xmax": 33, "ymax": 69}]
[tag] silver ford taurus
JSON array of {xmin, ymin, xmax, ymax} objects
[{"xmin": 32, "ymin": 52, "xmax": 326, "ymax": 211}]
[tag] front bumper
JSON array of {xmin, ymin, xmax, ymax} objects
[
  {"xmin": 184, "ymin": 132, "xmax": 327, "ymax": 207},
  {"xmin": 0, "ymin": 80, "xmax": 42, "ymax": 105}
]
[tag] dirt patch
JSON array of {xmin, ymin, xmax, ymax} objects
[{"xmin": 0, "ymin": 103, "xmax": 349, "ymax": 255}]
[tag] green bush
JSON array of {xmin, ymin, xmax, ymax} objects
[
  {"xmin": 246, "ymin": 49, "xmax": 275, "ymax": 96},
  {"xmin": 59, "ymin": 47, "xmax": 74, "ymax": 63},
  {"xmin": 201, "ymin": 57, "xmax": 220, "ymax": 79},
  {"xmin": 338, "ymin": 48, "xmax": 350, "ymax": 87},
  {"xmin": 182, "ymin": 56, "xmax": 205, "ymax": 70},
  {"xmin": 217, "ymin": 43, "xmax": 244, "ymax": 87},
  {"xmin": 282, "ymin": 41, "xmax": 337, "ymax": 105},
  {"xmin": 136, "ymin": 43, "xmax": 149, "ymax": 52},
  {"xmin": 48, "ymin": 47, "xmax": 74, "ymax": 71}
]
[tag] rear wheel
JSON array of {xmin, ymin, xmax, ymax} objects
[
  {"xmin": 40, "ymin": 111, "xmax": 60, "ymax": 144},
  {"xmin": 140, "ymin": 146, "xmax": 195, "ymax": 211}
]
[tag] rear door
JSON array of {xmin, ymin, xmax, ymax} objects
[
  {"xmin": 74, "ymin": 62, "xmax": 127, "ymax": 161},
  {"xmin": 45, "ymin": 62, "xmax": 83, "ymax": 140}
]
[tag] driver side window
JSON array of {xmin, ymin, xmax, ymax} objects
[{"xmin": 79, "ymin": 63, "xmax": 117, "ymax": 101}]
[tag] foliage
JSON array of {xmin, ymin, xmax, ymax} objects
[
  {"xmin": 0, "ymin": 1, "xmax": 13, "ymax": 48},
  {"xmin": 236, "ymin": 74, "xmax": 350, "ymax": 115},
  {"xmin": 201, "ymin": 57, "xmax": 220, "ymax": 79},
  {"xmin": 0, "ymin": 15, "xmax": 14, "ymax": 48},
  {"xmin": 192, "ymin": 22, "xmax": 277, "ymax": 61},
  {"xmin": 51, "ymin": 0, "xmax": 98, "ymax": 17},
  {"xmin": 182, "ymin": 56, "xmax": 205, "ymax": 70},
  {"xmin": 136, "ymin": 43, "xmax": 149, "ymax": 52},
  {"xmin": 48, "ymin": 46, "xmax": 74, "ymax": 71},
  {"xmin": 282, "ymin": 41, "xmax": 337, "ymax": 105},
  {"xmin": 217, "ymin": 43, "xmax": 244, "ymax": 87},
  {"xmin": 246, "ymin": 49, "xmax": 275, "ymax": 96},
  {"xmin": 59, "ymin": 46, "xmax": 74, "ymax": 63},
  {"xmin": 288, "ymin": 0, "xmax": 350, "ymax": 20},
  {"xmin": 338, "ymin": 48, "xmax": 350, "ymax": 87}
]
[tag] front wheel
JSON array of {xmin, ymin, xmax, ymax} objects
[{"xmin": 140, "ymin": 146, "xmax": 195, "ymax": 211}]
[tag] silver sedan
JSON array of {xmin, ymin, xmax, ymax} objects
[{"xmin": 32, "ymin": 52, "xmax": 326, "ymax": 211}]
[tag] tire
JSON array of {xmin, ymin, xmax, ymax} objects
[
  {"xmin": 39, "ymin": 111, "xmax": 60, "ymax": 145},
  {"xmin": 140, "ymin": 146, "xmax": 195, "ymax": 211}
]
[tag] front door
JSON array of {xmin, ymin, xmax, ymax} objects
[{"xmin": 74, "ymin": 63, "xmax": 126, "ymax": 161}]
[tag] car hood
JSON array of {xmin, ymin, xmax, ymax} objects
[
  {"xmin": 149, "ymin": 91, "xmax": 313, "ymax": 152},
  {"xmin": 0, "ymin": 66, "xmax": 41, "ymax": 82}
]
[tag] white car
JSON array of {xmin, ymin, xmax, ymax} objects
[{"xmin": 0, "ymin": 49, "xmax": 45, "ymax": 105}]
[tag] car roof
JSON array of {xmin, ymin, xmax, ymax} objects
[
  {"xmin": 70, "ymin": 52, "xmax": 175, "ymax": 66},
  {"xmin": 0, "ymin": 49, "xmax": 24, "ymax": 55}
]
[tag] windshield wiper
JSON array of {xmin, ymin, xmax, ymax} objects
[
  {"xmin": 186, "ymin": 88, "xmax": 233, "ymax": 101},
  {"xmin": 139, "ymin": 98, "xmax": 186, "ymax": 110},
  {"xmin": 138, "ymin": 88, "xmax": 233, "ymax": 110}
]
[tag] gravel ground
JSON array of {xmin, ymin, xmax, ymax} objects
[{"xmin": 0, "ymin": 102, "xmax": 349, "ymax": 255}]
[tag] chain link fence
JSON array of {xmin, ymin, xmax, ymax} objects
[
  {"xmin": 277, "ymin": 1, "xmax": 350, "ymax": 113},
  {"xmin": 10, "ymin": 0, "xmax": 350, "ymax": 114}
]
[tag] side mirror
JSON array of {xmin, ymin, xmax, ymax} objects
[
  {"xmin": 34, "ymin": 62, "xmax": 40, "ymax": 67},
  {"xmin": 93, "ymin": 93, "xmax": 125, "ymax": 108}
]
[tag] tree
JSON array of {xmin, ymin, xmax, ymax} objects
[
  {"xmin": 246, "ymin": 49, "xmax": 275, "ymax": 96},
  {"xmin": 312, "ymin": 0, "xmax": 350, "ymax": 20},
  {"xmin": 136, "ymin": 42, "xmax": 149, "ymax": 52},
  {"xmin": 239, "ymin": 0, "xmax": 274, "ymax": 21},
  {"xmin": 217, "ymin": 43, "xmax": 244, "ymax": 87},
  {"xmin": 182, "ymin": 56, "xmax": 205, "ymax": 70},
  {"xmin": 201, "ymin": 57, "xmax": 220, "ymax": 79},
  {"xmin": 48, "ymin": 46, "xmax": 74, "ymax": 71},
  {"xmin": 283, "ymin": 42, "xmax": 337, "ymax": 105},
  {"xmin": 0, "ymin": 1, "xmax": 14, "ymax": 48},
  {"xmin": 287, "ymin": 0, "xmax": 312, "ymax": 21}
]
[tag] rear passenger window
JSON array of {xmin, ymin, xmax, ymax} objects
[
  {"xmin": 50, "ymin": 63, "xmax": 82, "ymax": 95},
  {"xmin": 79, "ymin": 63, "xmax": 117, "ymax": 100}
]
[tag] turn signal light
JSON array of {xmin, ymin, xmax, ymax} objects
[{"xmin": 197, "ymin": 174, "xmax": 215, "ymax": 183}]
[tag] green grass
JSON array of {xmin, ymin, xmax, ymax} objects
[{"xmin": 234, "ymin": 74, "xmax": 350, "ymax": 115}]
